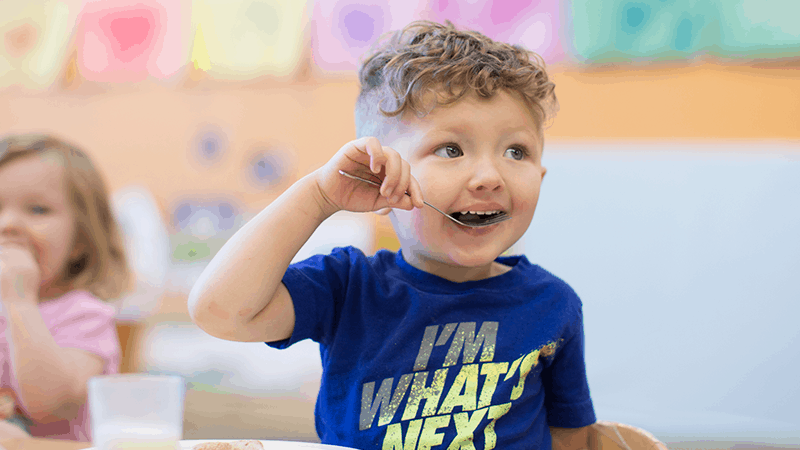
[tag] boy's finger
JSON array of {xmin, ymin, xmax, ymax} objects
[
  {"xmin": 393, "ymin": 160, "xmax": 411, "ymax": 204},
  {"xmin": 380, "ymin": 147, "xmax": 402, "ymax": 199},
  {"xmin": 358, "ymin": 137, "xmax": 385, "ymax": 174},
  {"xmin": 409, "ymin": 175, "xmax": 425, "ymax": 209}
]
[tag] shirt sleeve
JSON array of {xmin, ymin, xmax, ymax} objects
[
  {"xmin": 266, "ymin": 246, "xmax": 356, "ymax": 349},
  {"xmin": 47, "ymin": 294, "xmax": 121, "ymax": 375},
  {"xmin": 541, "ymin": 298, "xmax": 596, "ymax": 428}
]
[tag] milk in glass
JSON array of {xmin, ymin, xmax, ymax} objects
[{"xmin": 92, "ymin": 420, "xmax": 181, "ymax": 450}]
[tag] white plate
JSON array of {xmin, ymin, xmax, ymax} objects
[{"xmin": 81, "ymin": 440, "xmax": 355, "ymax": 450}]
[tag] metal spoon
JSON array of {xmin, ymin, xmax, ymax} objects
[{"xmin": 338, "ymin": 170, "xmax": 510, "ymax": 228}]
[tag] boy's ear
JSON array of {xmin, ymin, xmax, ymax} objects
[{"xmin": 541, "ymin": 166, "xmax": 547, "ymax": 180}]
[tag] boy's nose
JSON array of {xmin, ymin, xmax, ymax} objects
[{"xmin": 466, "ymin": 159, "xmax": 505, "ymax": 192}]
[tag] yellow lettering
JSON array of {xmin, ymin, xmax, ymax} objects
[
  {"xmin": 478, "ymin": 362, "xmax": 508, "ymax": 409},
  {"xmin": 361, "ymin": 374, "xmax": 413, "ymax": 430},
  {"xmin": 436, "ymin": 323, "xmax": 459, "ymax": 345},
  {"xmin": 401, "ymin": 369, "xmax": 449, "ymax": 421},
  {"xmin": 443, "ymin": 322, "xmax": 498, "ymax": 367},
  {"xmin": 484, "ymin": 402, "xmax": 511, "ymax": 450},
  {"xmin": 448, "ymin": 407, "xmax": 488, "ymax": 450},
  {"xmin": 382, "ymin": 419, "xmax": 423, "ymax": 450},
  {"xmin": 418, "ymin": 415, "xmax": 450, "ymax": 450},
  {"xmin": 413, "ymin": 326, "xmax": 440, "ymax": 372},
  {"xmin": 510, "ymin": 349, "xmax": 540, "ymax": 401},
  {"xmin": 504, "ymin": 355, "xmax": 523, "ymax": 382},
  {"xmin": 438, "ymin": 364, "xmax": 479, "ymax": 415}
]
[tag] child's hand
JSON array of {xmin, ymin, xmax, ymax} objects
[
  {"xmin": 0, "ymin": 243, "xmax": 40, "ymax": 304},
  {"xmin": 313, "ymin": 137, "xmax": 425, "ymax": 216}
]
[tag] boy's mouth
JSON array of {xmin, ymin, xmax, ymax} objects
[{"xmin": 450, "ymin": 210, "xmax": 507, "ymax": 226}]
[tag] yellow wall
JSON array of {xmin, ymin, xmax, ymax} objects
[{"xmin": 548, "ymin": 64, "xmax": 800, "ymax": 140}]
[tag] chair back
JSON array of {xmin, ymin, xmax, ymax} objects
[{"xmin": 588, "ymin": 420, "xmax": 669, "ymax": 450}]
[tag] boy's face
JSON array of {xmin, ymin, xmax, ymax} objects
[{"xmin": 383, "ymin": 89, "xmax": 547, "ymax": 282}]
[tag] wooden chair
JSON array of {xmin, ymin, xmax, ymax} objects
[
  {"xmin": 116, "ymin": 321, "xmax": 146, "ymax": 373},
  {"xmin": 588, "ymin": 421, "xmax": 669, "ymax": 450}
]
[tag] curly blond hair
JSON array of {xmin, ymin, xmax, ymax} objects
[
  {"xmin": 355, "ymin": 20, "xmax": 558, "ymax": 140},
  {"xmin": 0, "ymin": 134, "xmax": 131, "ymax": 300}
]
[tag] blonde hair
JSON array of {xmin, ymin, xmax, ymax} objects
[
  {"xmin": 355, "ymin": 20, "xmax": 558, "ymax": 140},
  {"xmin": 0, "ymin": 134, "xmax": 131, "ymax": 300}
]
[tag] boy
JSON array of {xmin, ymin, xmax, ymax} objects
[{"xmin": 189, "ymin": 21, "xmax": 595, "ymax": 449}]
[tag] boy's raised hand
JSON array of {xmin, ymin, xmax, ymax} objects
[{"xmin": 313, "ymin": 137, "xmax": 425, "ymax": 216}]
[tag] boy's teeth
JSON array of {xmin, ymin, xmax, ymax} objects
[{"xmin": 459, "ymin": 210, "xmax": 500, "ymax": 215}]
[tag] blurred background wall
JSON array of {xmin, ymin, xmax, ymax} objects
[{"xmin": 2, "ymin": 0, "xmax": 799, "ymax": 446}]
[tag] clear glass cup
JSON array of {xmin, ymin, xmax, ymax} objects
[{"xmin": 88, "ymin": 374, "xmax": 185, "ymax": 450}]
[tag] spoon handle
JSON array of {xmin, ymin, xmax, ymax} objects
[{"xmin": 338, "ymin": 170, "xmax": 451, "ymax": 220}]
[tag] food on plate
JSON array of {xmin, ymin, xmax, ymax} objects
[{"xmin": 192, "ymin": 441, "xmax": 265, "ymax": 450}]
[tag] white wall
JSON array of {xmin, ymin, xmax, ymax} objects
[{"xmin": 523, "ymin": 141, "xmax": 800, "ymax": 441}]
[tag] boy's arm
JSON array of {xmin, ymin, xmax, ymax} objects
[
  {"xmin": 188, "ymin": 174, "xmax": 331, "ymax": 343},
  {"xmin": 188, "ymin": 137, "xmax": 424, "ymax": 343}
]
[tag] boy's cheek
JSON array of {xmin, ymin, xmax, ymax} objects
[
  {"xmin": 389, "ymin": 208, "xmax": 429, "ymax": 240},
  {"xmin": 390, "ymin": 207, "xmax": 418, "ymax": 227}
]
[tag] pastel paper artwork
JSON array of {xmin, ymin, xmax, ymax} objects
[
  {"xmin": 428, "ymin": 0, "xmax": 565, "ymax": 64},
  {"xmin": 4, "ymin": 22, "xmax": 38, "ymax": 59},
  {"xmin": 311, "ymin": 0, "xmax": 428, "ymax": 72},
  {"xmin": 569, "ymin": 0, "xmax": 800, "ymax": 64},
  {"xmin": 76, "ymin": 0, "xmax": 185, "ymax": 82},
  {"xmin": 0, "ymin": 1, "xmax": 76, "ymax": 89},
  {"xmin": 190, "ymin": 0, "xmax": 308, "ymax": 79},
  {"xmin": 191, "ymin": 126, "xmax": 228, "ymax": 166},
  {"xmin": 245, "ymin": 147, "xmax": 292, "ymax": 188}
]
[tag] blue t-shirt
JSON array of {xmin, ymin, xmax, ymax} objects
[{"xmin": 269, "ymin": 246, "xmax": 595, "ymax": 449}]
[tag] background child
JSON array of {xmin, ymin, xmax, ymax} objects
[
  {"xmin": 189, "ymin": 21, "xmax": 595, "ymax": 449},
  {"xmin": 0, "ymin": 134, "xmax": 130, "ymax": 441}
]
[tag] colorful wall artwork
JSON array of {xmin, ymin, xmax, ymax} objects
[
  {"xmin": 170, "ymin": 198, "xmax": 244, "ymax": 262},
  {"xmin": 190, "ymin": 0, "xmax": 308, "ymax": 79},
  {"xmin": 4, "ymin": 0, "xmax": 800, "ymax": 90},
  {"xmin": 569, "ymin": 0, "xmax": 800, "ymax": 64},
  {"xmin": 243, "ymin": 145, "xmax": 294, "ymax": 190},
  {"xmin": 310, "ymin": 0, "xmax": 429, "ymax": 73},
  {"xmin": 74, "ymin": 0, "xmax": 189, "ymax": 83},
  {"xmin": 309, "ymin": 0, "xmax": 566, "ymax": 72},
  {"xmin": 715, "ymin": 0, "xmax": 800, "ymax": 59},
  {"xmin": 190, "ymin": 125, "xmax": 228, "ymax": 167},
  {"xmin": 428, "ymin": 0, "xmax": 566, "ymax": 64},
  {"xmin": 1, "ymin": 1, "xmax": 79, "ymax": 90}
]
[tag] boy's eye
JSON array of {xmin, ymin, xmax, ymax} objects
[
  {"xmin": 433, "ymin": 145, "xmax": 463, "ymax": 158},
  {"xmin": 30, "ymin": 205, "xmax": 50, "ymax": 214},
  {"xmin": 504, "ymin": 147, "xmax": 526, "ymax": 161}
]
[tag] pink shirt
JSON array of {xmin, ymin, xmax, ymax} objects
[{"xmin": 0, "ymin": 290, "xmax": 120, "ymax": 441}]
